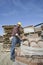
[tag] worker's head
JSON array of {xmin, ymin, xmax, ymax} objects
[{"xmin": 17, "ymin": 22, "xmax": 22, "ymax": 27}]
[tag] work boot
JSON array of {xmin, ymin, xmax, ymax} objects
[{"xmin": 10, "ymin": 58, "xmax": 15, "ymax": 62}]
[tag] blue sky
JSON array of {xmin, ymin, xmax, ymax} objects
[{"xmin": 0, "ymin": 0, "xmax": 43, "ymax": 35}]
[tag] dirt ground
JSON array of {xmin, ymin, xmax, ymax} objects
[
  {"xmin": 0, "ymin": 43, "xmax": 27, "ymax": 65},
  {"xmin": 0, "ymin": 43, "xmax": 43, "ymax": 65}
]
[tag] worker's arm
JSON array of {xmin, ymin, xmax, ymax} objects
[{"xmin": 15, "ymin": 33, "xmax": 22, "ymax": 40}]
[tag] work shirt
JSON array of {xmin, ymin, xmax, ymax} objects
[{"xmin": 11, "ymin": 25, "xmax": 23, "ymax": 36}]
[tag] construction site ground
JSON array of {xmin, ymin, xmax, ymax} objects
[
  {"xmin": 0, "ymin": 43, "xmax": 43, "ymax": 65},
  {"xmin": 0, "ymin": 43, "xmax": 27, "ymax": 65}
]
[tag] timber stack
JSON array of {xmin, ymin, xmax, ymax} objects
[
  {"xmin": 2, "ymin": 25, "xmax": 24, "ymax": 49},
  {"xmin": 2, "ymin": 25, "xmax": 14, "ymax": 49},
  {"xmin": 2, "ymin": 23, "xmax": 43, "ymax": 49}
]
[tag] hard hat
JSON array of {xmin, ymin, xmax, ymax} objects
[{"xmin": 17, "ymin": 22, "xmax": 22, "ymax": 26}]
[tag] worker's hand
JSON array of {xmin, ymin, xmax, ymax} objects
[
  {"xmin": 9, "ymin": 36, "xmax": 13, "ymax": 41},
  {"xmin": 15, "ymin": 33, "xmax": 18, "ymax": 36},
  {"xmin": 16, "ymin": 33, "xmax": 22, "ymax": 40}
]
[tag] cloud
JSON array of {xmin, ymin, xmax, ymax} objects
[
  {"xmin": 0, "ymin": 0, "xmax": 43, "ymax": 17},
  {"xmin": 0, "ymin": 0, "xmax": 25, "ymax": 14},
  {"xmin": 0, "ymin": 0, "xmax": 26, "ymax": 16},
  {"xmin": 0, "ymin": 10, "xmax": 16, "ymax": 16}
]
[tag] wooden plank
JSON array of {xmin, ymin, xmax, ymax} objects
[
  {"xmin": 16, "ymin": 56, "xmax": 32, "ymax": 65},
  {"xmin": 16, "ymin": 56, "xmax": 43, "ymax": 65}
]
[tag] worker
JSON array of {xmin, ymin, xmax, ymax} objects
[{"xmin": 10, "ymin": 22, "xmax": 23, "ymax": 61}]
